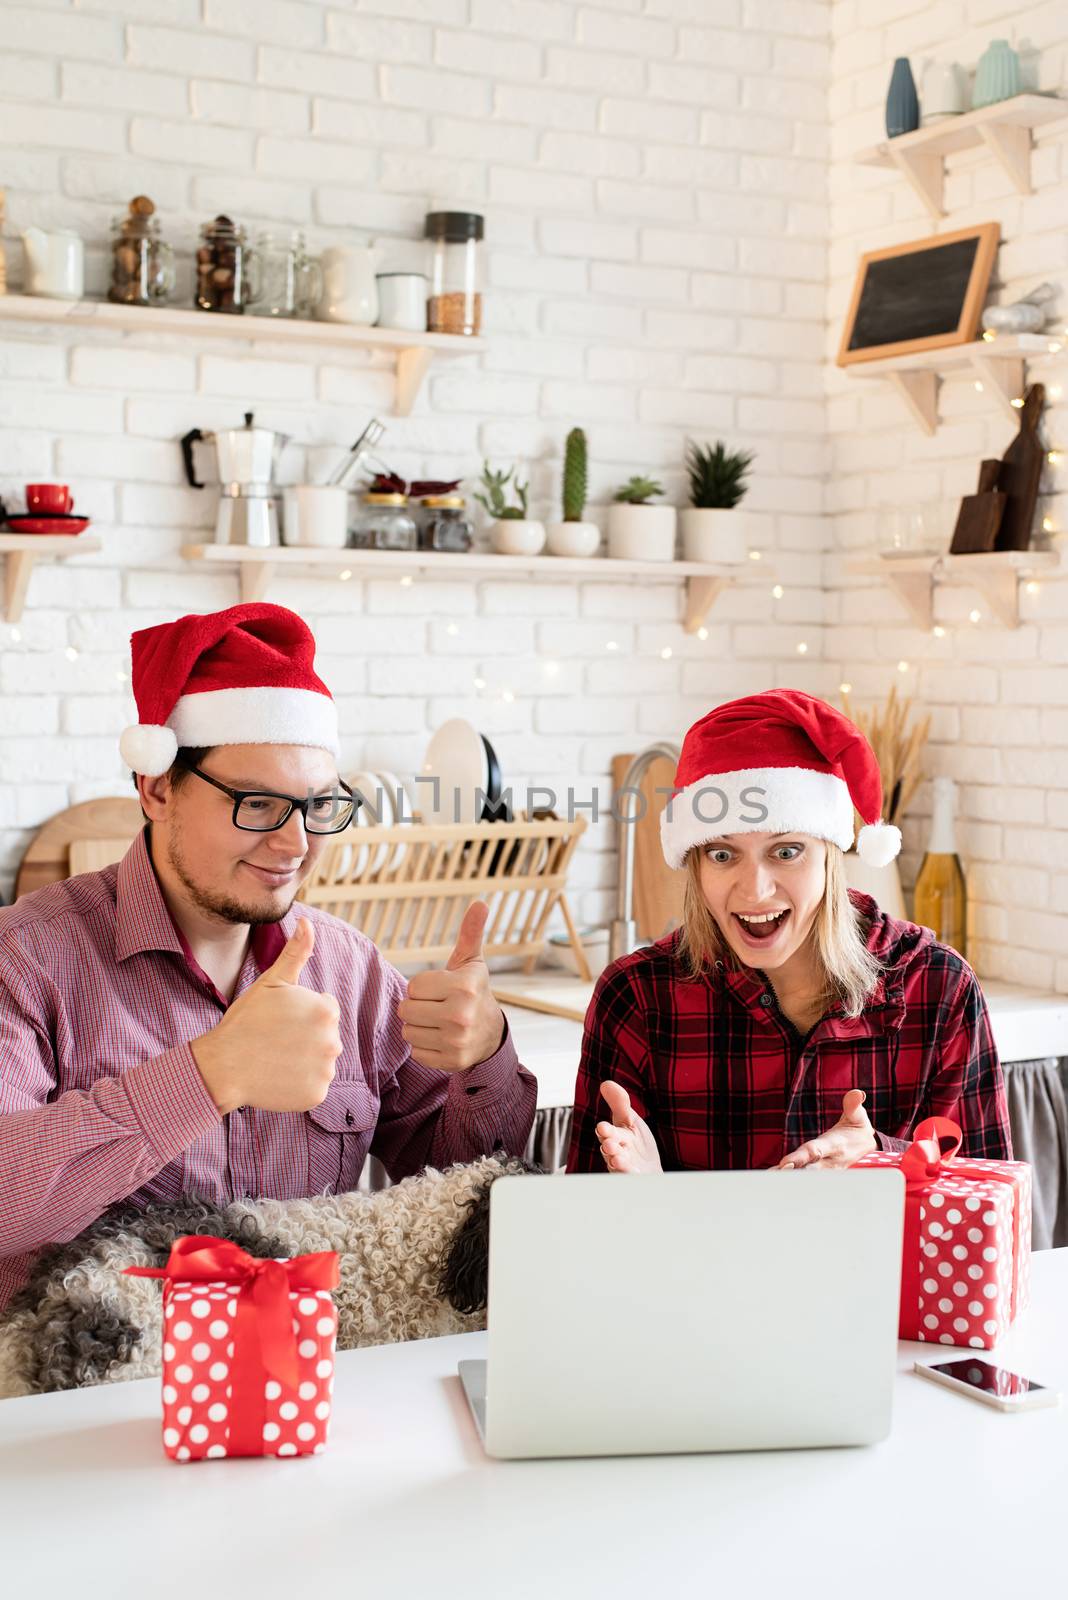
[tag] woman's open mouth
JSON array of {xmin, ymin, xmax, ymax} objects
[{"xmin": 732, "ymin": 909, "xmax": 791, "ymax": 947}]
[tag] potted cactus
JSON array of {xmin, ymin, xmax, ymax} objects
[
  {"xmin": 547, "ymin": 428, "xmax": 601, "ymax": 557},
  {"xmin": 680, "ymin": 439, "xmax": 755, "ymax": 564},
  {"xmin": 474, "ymin": 460, "xmax": 545, "ymax": 555},
  {"xmin": 607, "ymin": 473, "xmax": 676, "ymax": 562}
]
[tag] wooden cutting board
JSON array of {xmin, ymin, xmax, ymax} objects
[
  {"xmin": 612, "ymin": 753, "xmax": 686, "ymax": 942},
  {"xmin": 14, "ymin": 797, "xmax": 144, "ymax": 899},
  {"xmin": 995, "ymin": 382, "xmax": 1045, "ymax": 552}
]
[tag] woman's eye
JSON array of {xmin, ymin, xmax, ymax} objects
[
  {"xmin": 775, "ymin": 845, "xmax": 803, "ymax": 860},
  {"xmin": 706, "ymin": 849, "xmax": 732, "ymax": 863}
]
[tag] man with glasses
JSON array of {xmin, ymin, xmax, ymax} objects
[{"xmin": 0, "ymin": 603, "xmax": 536, "ymax": 1313}]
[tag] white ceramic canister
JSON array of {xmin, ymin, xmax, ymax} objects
[
  {"xmin": 375, "ymin": 272, "xmax": 428, "ymax": 332},
  {"xmin": 283, "ymin": 484, "xmax": 351, "ymax": 548}
]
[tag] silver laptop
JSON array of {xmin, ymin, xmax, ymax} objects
[{"xmin": 459, "ymin": 1169, "xmax": 905, "ymax": 1459}]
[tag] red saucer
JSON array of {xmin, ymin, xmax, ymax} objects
[{"xmin": 4, "ymin": 514, "xmax": 91, "ymax": 535}]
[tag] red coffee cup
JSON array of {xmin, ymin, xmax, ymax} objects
[{"xmin": 26, "ymin": 483, "xmax": 73, "ymax": 515}]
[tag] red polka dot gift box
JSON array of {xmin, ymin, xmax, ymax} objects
[
  {"xmin": 125, "ymin": 1236, "xmax": 340, "ymax": 1463},
  {"xmin": 856, "ymin": 1117, "xmax": 1031, "ymax": 1350}
]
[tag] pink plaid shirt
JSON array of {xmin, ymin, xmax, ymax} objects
[{"xmin": 0, "ymin": 828, "xmax": 536, "ymax": 1312}]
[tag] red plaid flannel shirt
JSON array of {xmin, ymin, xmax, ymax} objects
[{"xmin": 566, "ymin": 889, "xmax": 1011, "ymax": 1173}]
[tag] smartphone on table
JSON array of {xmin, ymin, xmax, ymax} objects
[{"xmin": 914, "ymin": 1358, "xmax": 1061, "ymax": 1413}]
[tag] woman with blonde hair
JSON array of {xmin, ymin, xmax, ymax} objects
[{"xmin": 566, "ymin": 689, "xmax": 1010, "ymax": 1175}]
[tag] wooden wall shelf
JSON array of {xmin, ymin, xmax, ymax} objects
[
  {"xmin": 0, "ymin": 294, "xmax": 484, "ymax": 416},
  {"xmin": 855, "ymin": 94, "xmax": 1068, "ymax": 220},
  {"xmin": 0, "ymin": 533, "xmax": 102, "ymax": 623},
  {"xmin": 842, "ymin": 333, "xmax": 1062, "ymax": 434},
  {"xmin": 845, "ymin": 549, "xmax": 1060, "ymax": 629},
  {"xmin": 180, "ymin": 544, "xmax": 769, "ymax": 635}
]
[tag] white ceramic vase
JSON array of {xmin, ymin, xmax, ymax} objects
[
  {"xmin": 680, "ymin": 507, "xmax": 747, "ymax": 564},
  {"xmin": 842, "ymin": 851, "xmax": 907, "ymax": 920},
  {"xmin": 607, "ymin": 503, "xmax": 677, "ymax": 562},
  {"xmin": 920, "ymin": 59, "xmax": 966, "ymax": 123},
  {"xmin": 491, "ymin": 518, "xmax": 546, "ymax": 555},
  {"xmin": 546, "ymin": 520, "xmax": 601, "ymax": 557}
]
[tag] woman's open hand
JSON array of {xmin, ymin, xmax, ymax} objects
[
  {"xmin": 776, "ymin": 1089, "xmax": 877, "ymax": 1169},
  {"xmin": 595, "ymin": 1080, "xmax": 663, "ymax": 1174}
]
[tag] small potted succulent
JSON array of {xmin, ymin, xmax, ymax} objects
[
  {"xmin": 680, "ymin": 439, "xmax": 754, "ymax": 564},
  {"xmin": 547, "ymin": 427, "xmax": 600, "ymax": 558},
  {"xmin": 474, "ymin": 461, "xmax": 545, "ymax": 555},
  {"xmin": 607, "ymin": 474, "xmax": 676, "ymax": 562}
]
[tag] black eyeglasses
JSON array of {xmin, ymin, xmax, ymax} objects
[{"xmin": 176, "ymin": 760, "xmax": 357, "ymax": 835}]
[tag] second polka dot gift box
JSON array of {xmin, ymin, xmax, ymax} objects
[
  {"xmin": 857, "ymin": 1116, "xmax": 1031, "ymax": 1350},
  {"xmin": 125, "ymin": 1236, "xmax": 340, "ymax": 1462}
]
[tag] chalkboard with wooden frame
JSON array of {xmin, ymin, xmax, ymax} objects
[{"xmin": 837, "ymin": 223, "xmax": 1000, "ymax": 367}]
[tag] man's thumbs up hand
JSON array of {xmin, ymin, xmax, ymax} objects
[
  {"xmin": 191, "ymin": 916, "xmax": 342, "ymax": 1116},
  {"xmin": 399, "ymin": 899, "xmax": 506, "ymax": 1073},
  {"xmin": 445, "ymin": 900, "xmax": 489, "ymax": 971},
  {"xmin": 258, "ymin": 916, "xmax": 314, "ymax": 987}
]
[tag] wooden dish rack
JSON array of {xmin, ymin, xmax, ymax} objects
[{"xmin": 297, "ymin": 813, "xmax": 592, "ymax": 979}]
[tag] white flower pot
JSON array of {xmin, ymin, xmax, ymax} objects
[
  {"xmin": 680, "ymin": 506, "xmax": 747, "ymax": 565},
  {"xmin": 546, "ymin": 520, "xmax": 601, "ymax": 558},
  {"xmin": 490, "ymin": 517, "xmax": 546, "ymax": 556},
  {"xmin": 607, "ymin": 503, "xmax": 677, "ymax": 562}
]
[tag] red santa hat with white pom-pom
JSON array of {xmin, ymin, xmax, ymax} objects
[
  {"xmin": 660, "ymin": 688, "xmax": 901, "ymax": 870},
  {"xmin": 120, "ymin": 602, "xmax": 339, "ymax": 777}
]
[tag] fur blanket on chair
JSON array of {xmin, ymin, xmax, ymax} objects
[{"xmin": 0, "ymin": 1155, "xmax": 534, "ymax": 1399}]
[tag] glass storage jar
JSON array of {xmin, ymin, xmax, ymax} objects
[
  {"xmin": 108, "ymin": 196, "xmax": 175, "ymax": 306},
  {"xmin": 195, "ymin": 215, "xmax": 259, "ymax": 314},
  {"xmin": 425, "ymin": 210, "xmax": 483, "ymax": 336},
  {"xmin": 248, "ymin": 229, "xmax": 322, "ymax": 319},
  {"xmin": 419, "ymin": 494, "xmax": 473, "ymax": 552},
  {"xmin": 351, "ymin": 492, "xmax": 418, "ymax": 551}
]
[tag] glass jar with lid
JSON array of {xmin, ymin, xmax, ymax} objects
[
  {"xmin": 419, "ymin": 494, "xmax": 473, "ymax": 553},
  {"xmin": 247, "ymin": 229, "xmax": 323, "ymax": 319},
  {"xmin": 195, "ymin": 215, "xmax": 260, "ymax": 314},
  {"xmin": 351, "ymin": 492, "xmax": 418, "ymax": 551},
  {"xmin": 425, "ymin": 211, "xmax": 483, "ymax": 336},
  {"xmin": 109, "ymin": 195, "xmax": 175, "ymax": 307}
]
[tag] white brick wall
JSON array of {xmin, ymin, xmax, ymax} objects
[
  {"xmin": 827, "ymin": 1, "xmax": 1068, "ymax": 988},
  {"xmin": 0, "ymin": 0, "xmax": 833, "ymax": 927}
]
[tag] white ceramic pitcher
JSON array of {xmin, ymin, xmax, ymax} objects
[{"xmin": 22, "ymin": 227, "xmax": 85, "ymax": 299}]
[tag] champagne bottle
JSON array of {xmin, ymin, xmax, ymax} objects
[{"xmin": 913, "ymin": 776, "xmax": 967, "ymax": 955}]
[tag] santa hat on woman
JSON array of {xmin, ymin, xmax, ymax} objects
[
  {"xmin": 120, "ymin": 602, "xmax": 339, "ymax": 777},
  {"xmin": 659, "ymin": 688, "xmax": 901, "ymax": 871}
]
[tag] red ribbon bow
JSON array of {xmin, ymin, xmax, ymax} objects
[
  {"xmin": 899, "ymin": 1115, "xmax": 963, "ymax": 1188},
  {"xmin": 126, "ymin": 1237, "xmax": 339, "ymax": 1456}
]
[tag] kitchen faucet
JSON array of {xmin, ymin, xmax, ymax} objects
[{"xmin": 609, "ymin": 740, "xmax": 681, "ymax": 964}]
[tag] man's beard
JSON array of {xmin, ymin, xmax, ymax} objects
[{"xmin": 167, "ymin": 824, "xmax": 299, "ymax": 927}]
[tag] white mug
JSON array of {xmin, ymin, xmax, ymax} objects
[
  {"xmin": 283, "ymin": 485, "xmax": 350, "ymax": 548},
  {"xmin": 375, "ymin": 273, "xmax": 428, "ymax": 332},
  {"xmin": 317, "ymin": 245, "xmax": 379, "ymax": 326},
  {"xmin": 21, "ymin": 226, "xmax": 85, "ymax": 299}
]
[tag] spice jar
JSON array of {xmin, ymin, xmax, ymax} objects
[
  {"xmin": 425, "ymin": 211, "xmax": 483, "ymax": 336},
  {"xmin": 195, "ymin": 215, "xmax": 259, "ymax": 314},
  {"xmin": 248, "ymin": 229, "xmax": 323, "ymax": 319},
  {"xmin": 419, "ymin": 494, "xmax": 473, "ymax": 553},
  {"xmin": 108, "ymin": 195, "xmax": 175, "ymax": 307},
  {"xmin": 351, "ymin": 492, "xmax": 417, "ymax": 551}
]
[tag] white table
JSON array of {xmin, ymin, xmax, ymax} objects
[{"xmin": 3, "ymin": 1251, "xmax": 1066, "ymax": 1599}]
